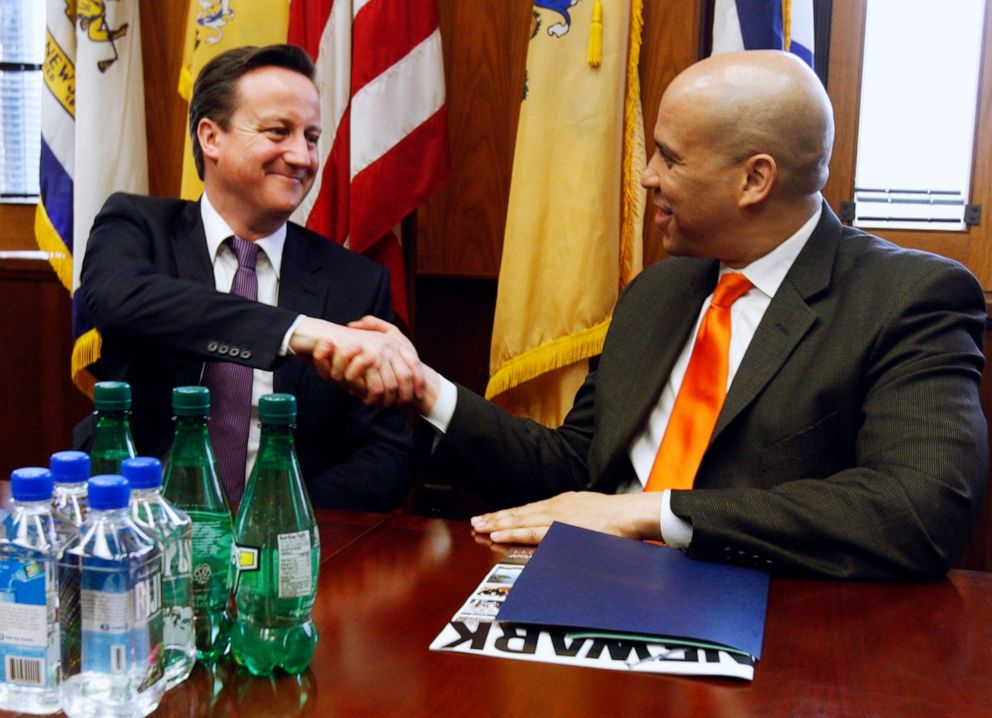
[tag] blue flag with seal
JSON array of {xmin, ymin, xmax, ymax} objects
[
  {"xmin": 712, "ymin": 0, "xmax": 814, "ymax": 67},
  {"xmin": 35, "ymin": 0, "xmax": 148, "ymax": 395}
]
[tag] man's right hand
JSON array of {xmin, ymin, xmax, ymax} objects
[
  {"xmin": 290, "ymin": 316, "xmax": 430, "ymax": 407},
  {"xmin": 297, "ymin": 316, "xmax": 438, "ymax": 411}
]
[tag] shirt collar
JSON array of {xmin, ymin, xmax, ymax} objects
[
  {"xmin": 200, "ymin": 191, "xmax": 288, "ymax": 278},
  {"xmin": 720, "ymin": 204, "xmax": 822, "ymax": 299}
]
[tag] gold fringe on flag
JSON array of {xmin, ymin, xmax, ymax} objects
[
  {"xmin": 71, "ymin": 329, "xmax": 101, "ymax": 398},
  {"xmin": 485, "ymin": 0, "xmax": 646, "ymax": 407},
  {"xmin": 33, "ymin": 202, "xmax": 72, "ymax": 291},
  {"xmin": 619, "ymin": 0, "xmax": 644, "ymax": 289},
  {"xmin": 486, "ymin": 319, "xmax": 611, "ymax": 399}
]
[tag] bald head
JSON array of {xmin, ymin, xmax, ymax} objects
[{"xmin": 666, "ymin": 50, "xmax": 834, "ymax": 199}]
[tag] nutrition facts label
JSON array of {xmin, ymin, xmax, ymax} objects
[
  {"xmin": 0, "ymin": 602, "xmax": 46, "ymax": 648},
  {"xmin": 277, "ymin": 530, "xmax": 312, "ymax": 598}
]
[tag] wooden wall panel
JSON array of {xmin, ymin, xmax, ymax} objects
[
  {"xmin": 640, "ymin": 0, "xmax": 705, "ymax": 267},
  {"xmin": 416, "ymin": 0, "xmax": 533, "ymax": 278},
  {"xmin": 0, "ymin": 259, "xmax": 91, "ymax": 473},
  {"xmin": 140, "ymin": 0, "xmax": 188, "ymax": 198}
]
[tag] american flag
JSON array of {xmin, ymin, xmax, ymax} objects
[{"xmin": 289, "ymin": 0, "xmax": 450, "ymax": 324}]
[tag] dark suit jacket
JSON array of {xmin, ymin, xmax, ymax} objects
[
  {"xmin": 75, "ymin": 192, "xmax": 412, "ymax": 511},
  {"xmin": 430, "ymin": 205, "xmax": 989, "ymax": 579}
]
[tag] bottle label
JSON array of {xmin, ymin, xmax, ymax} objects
[
  {"xmin": 0, "ymin": 557, "xmax": 53, "ymax": 686},
  {"xmin": 276, "ymin": 531, "xmax": 313, "ymax": 598},
  {"xmin": 80, "ymin": 560, "xmax": 164, "ymax": 691},
  {"xmin": 81, "ymin": 588, "xmax": 131, "ymax": 672},
  {"xmin": 191, "ymin": 519, "xmax": 233, "ymax": 588},
  {"xmin": 277, "ymin": 530, "xmax": 312, "ymax": 598}
]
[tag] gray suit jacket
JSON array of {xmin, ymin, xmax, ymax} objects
[{"xmin": 430, "ymin": 205, "xmax": 988, "ymax": 579}]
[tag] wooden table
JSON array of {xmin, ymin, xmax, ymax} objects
[{"xmin": 3, "ymin": 497, "xmax": 992, "ymax": 717}]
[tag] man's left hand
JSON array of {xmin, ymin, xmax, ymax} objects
[{"xmin": 470, "ymin": 491, "xmax": 665, "ymax": 545}]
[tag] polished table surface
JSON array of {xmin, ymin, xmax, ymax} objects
[{"xmin": 2, "ymin": 498, "xmax": 992, "ymax": 717}]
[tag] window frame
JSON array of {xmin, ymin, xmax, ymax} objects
[{"xmin": 822, "ymin": 0, "xmax": 992, "ymax": 289}]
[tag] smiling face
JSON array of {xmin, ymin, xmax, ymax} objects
[
  {"xmin": 640, "ymin": 84, "xmax": 744, "ymax": 261},
  {"xmin": 640, "ymin": 52, "xmax": 836, "ymax": 266},
  {"xmin": 199, "ymin": 65, "xmax": 320, "ymax": 239}
]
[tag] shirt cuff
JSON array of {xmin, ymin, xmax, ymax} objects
[
  {"xmin": 280, "ymin": 315, "xmax": 305, "ymax": 356},
  {"xmin": 660, "ymin": 490, "xmax": 693, "ymax": 548},
  {"xmin": 423, "ymin": 374, "xmax": 458, "ymax": 434}
]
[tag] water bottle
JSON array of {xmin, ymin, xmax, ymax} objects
[
  {"xmin": 90, "ymin": 382, "xmax": 137, "ymax": 475},
  {"xmin": 231, "ymin": 394, "xmax": 320, "ymax": 676},
  {"xmin": 49, "ymin": 451, "xmax": 90, "ymax": 686},
  {"xmin": 162, "ymin": 386, "xmax": 234, "ymax": 663},
  {"xmin": 51, "ymin": 450, "xmax": 90, "ymax": 543},
  {"xmin": 122, "ymin": 457, "xmax": 195, "ymax": 688},
  {"xmin": 58, "ymin": 475, "xmax": 166, "ymax": 718},
  {"xmin": 0, "ymin": 468, "xmax": 62, "ymax": 715}
]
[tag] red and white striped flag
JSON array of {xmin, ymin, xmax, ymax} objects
[{"xmin": 289, "ymin": 0, "xmax": 449, "ymax": 324}]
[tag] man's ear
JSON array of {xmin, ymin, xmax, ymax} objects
[
  {"xmin": 739, "ymin": 153, "xmax": 777, "ymax": 208},
  {"xmin": 197, "ymin": 118, "xmax": 222, "ymax": 165}
]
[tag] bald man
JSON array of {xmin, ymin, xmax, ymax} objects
[{"xmin": 333, "ymin": 51, "xmax": 988, "ymax": 579}]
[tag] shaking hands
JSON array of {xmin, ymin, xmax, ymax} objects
[{"xmin": 294, "ymin": 315, "xmax": 438, "ymax": 411}]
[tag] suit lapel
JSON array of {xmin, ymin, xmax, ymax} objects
[
  {"xmin": 275, "ymin": 225, "xmax": 326, "ymax": 393},
  {"xmin": 620, "ymin": 262, "xmax": 718, "ymax": 440},
  {"xmin": 173, "ymin": 201, "xmax": 215, "ymax": 287},
  {"xmin": 711, "ymin": 204, "xmax": 841, "ymax": 442},
  {"xmin": 593, "ymin": 260, "xmax": 718, "ymax": 486}
]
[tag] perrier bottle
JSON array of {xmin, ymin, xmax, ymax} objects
[
  {"xmin": 231, "ymin": 393, "xmax": 320, "ymax": 676},
  {"xmin": 162, "ymin": 386, "xmax": 234, "ymax": 663},
  {"xmin": 89, "ymin": 381, "xmax": 137, "ymax": 474}
]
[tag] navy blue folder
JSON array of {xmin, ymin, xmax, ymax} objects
[{"xmin": 495, "ymin": 522, "xmax": 770, "ymax": 658}]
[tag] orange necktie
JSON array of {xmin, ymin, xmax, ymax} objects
[{"xmin": 645, "ymin": 272, "xmax": 753, "ymax": 492}]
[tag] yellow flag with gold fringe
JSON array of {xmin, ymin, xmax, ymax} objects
[
  {"xmin": 178, "ymin": 1, "xmax": 289, "ymax": 200},
  {"xmin": 485, "ymin": 0, "xmax": 645, "ymax": 427}
]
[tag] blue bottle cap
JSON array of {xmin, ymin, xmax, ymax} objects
[
  {"xmin": 88, "ymin": 475, "xmax": 131, "ymax": 510},
  {"xmin": 120, "ymin": 457, "xmax": 162, "ymax": 490},
  {"xmin": 10, "ymin": 468, "xmax": 54, "ymax": 502},
  {"xmin": 50, "ymin": 450, "xmax": 91, "ymax": 484}
]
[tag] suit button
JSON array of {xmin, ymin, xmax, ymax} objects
[
  {"xmin": 218, "ymin": 344, "xmax": 230, "ymax": 355},
  {"xmin": 207, "ymin": 341, "xmax": 218, "ymax": 352},
  {"xmin": 241, "ymin": 349, "xmax": 252, "ymax": 359}
]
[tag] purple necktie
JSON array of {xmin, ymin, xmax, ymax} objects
[{"xmin": 203, "ymin": 237, "xmax": 260, "ymax": 507}]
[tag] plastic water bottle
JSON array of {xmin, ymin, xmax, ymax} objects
[
  {"xmin": 0, "ymin": 468, "xmax": 62, "ymax": 715},
  {"xmin": 49, "ymin": 451, "xmax": 90, "ymax": 687},
  {"xmin": 90, "ymin": 382, "xmax": 137, "ymax": 475},
  {"xmin": 122, "ymin": 457, "xmax": 195, "ymax": 688},
  {"xmin": 58, "ymin": 475, "xmax": 166, "ymax": 718},
  {"xmin": 231, "ymin": 394, "xmax": 320, "ymax": 676},
  {"xmin": 51, "ymin": 450, "xmax": 90, "ymax": 542},
  {"xmin": 162, "ymin": 386, "xmax": 234, "ymax": 663}
]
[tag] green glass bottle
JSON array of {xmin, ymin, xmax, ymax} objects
[
  {"xmin": 89, "ymin": 381, "xmax": 137, "ymax": 475},
  {"xmin": 231, "ymin": 394, "xmax": 320, "ymax": 676},
  {"xmin": 162, "ymin": 386, "xmax": 234, "ymax": 663}
]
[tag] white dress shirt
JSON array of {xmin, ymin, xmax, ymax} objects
[
  {"xmin": 200, "ymin": 193, "xmax": 302, "ymax": 484},
  {"xmin": 425, "ymin": 206, "xmax": 822, "ymax": 546}
]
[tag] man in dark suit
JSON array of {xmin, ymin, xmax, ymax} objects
[
  {"xmin": 337, "ymin": 50, "xmax": 988, "ymax": 579},
  {"xmin": 76, "ymin": 44, "xmax": 421, "ymax": 510}
]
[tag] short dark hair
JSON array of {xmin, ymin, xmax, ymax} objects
[{"xmin": 188, "ymin": 44, "xmax": 316, "ymax": 179}]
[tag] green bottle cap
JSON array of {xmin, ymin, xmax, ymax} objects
[
  {"xmin": 94, "ymin": 381, "xmax": 132, "ymax": 411},
  {"xmin": 259, "ymin": 393, "xmax": 297, "ymax": 425},
  {"xmin": 172, "ymin": 386, "xmax": 211, "ymax": 415}
]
